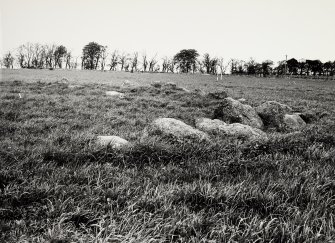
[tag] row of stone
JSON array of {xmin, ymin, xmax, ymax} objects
[
  {"xmin": 96, "ymin": 114, "xmax": 269, "ymax": 149},
  {"xmin": 96, "ymin": 97, "xmax": 321, "ymax": 148}
]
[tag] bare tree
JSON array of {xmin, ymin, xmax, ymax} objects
[
  {"xmin": 44, "ymin": 44, "xmax": 57, "ymax": 69},
  {"xmin": 16, "ymin": 50, "xmax": 26, "ymax": 68},
  {"xmin": 130, "ymin": 52, "xmax": 138, "ymax": 73},
  {"xmin": 142, "ymin": 53, "xmax": 148, "ymax": 72},
  {"xmin": 109, "ymin": 50, "xmax": 119, "ymax": 71},
  {"xmin": 65, "ymin": 52, "xmax": 72, "ymax": 69},
  {"xmin": 162, "ymin": 57, "xmax": 168, "ymax": 73},
  {"xmin": 119, "ymin": 52, "xmax": 128, "ymax": 71},
  {"xmin": 168, "ymin": 58, "xmax": 175, "ymax": 73},
  {"xmin": 218, "ymin": 58, "xmax": 230, "ymax": 78},
  {"xmin": 148, "ymin": 54, "xmax": 158, "ymax": 72},
  {"xmin": 31, "ymin": 43, "xmax": 44, "ymax": 68},
  {"xmin": 17, "ymin": 43, "xmax": 34, "ymax": 68}
]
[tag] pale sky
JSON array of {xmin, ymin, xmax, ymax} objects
[{"xmin": 0, "ymin": 0, "xmax": 334, "ymax": 63}]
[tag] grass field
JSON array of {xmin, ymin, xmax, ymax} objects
[{"xmin": 1, "ymin": 68, "xmax": 335, "ymax": 242}]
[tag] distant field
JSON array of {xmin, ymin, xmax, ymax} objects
[{"xmin": 1, "ymin": 69, "xmax": 335, "ymax": 242}]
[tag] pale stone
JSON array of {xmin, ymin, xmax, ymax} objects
[
  {"xmin": 166, "ymin": 82, "xmax": 177, "ymax": 89},
  {"xmin": 195, "ymin": 118, "xmax": 267, "ymax": 141},
  {"xmin": 143, "ymin": 118, "xmax": 210, "ymax": 142},
  {"xmin": 283, "ymin": 114, "xmax": 306, "ymax": 131},
  {"xmin": 96, "ymin": 135, "xmax": 129, "ymax": 148},
  {"xmin": 106, "ymin": 91, "xmax": 125, "ymax": 99},
  {"xmin": 176, "ymin": 87, "xmax": 191, "ymax": 93}
]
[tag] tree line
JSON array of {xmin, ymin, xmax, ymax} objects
[
  {"xmin": 1, "ymin": 41, "xmax": 334, "ymax": 78},
  {"xmin": 230, "ymin": 58, "xmax": 335, "ymax": 77}
]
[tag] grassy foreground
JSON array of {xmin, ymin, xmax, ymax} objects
[{"xmin": 1, "ymin": 69, "xmax": 335, "ymax": 242}]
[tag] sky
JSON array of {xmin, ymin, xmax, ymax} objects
[{"xmin": 0, "ymin": 0, "xmax": 334, "ymax": 64}]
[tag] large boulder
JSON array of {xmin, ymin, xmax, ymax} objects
[
  {"xmin": 142, "ymin": 118, "xmax": 210, "ymax": 142},
  {"xmin": 256, "ymin": 101, "xmax": 293, "ymax": 130},
  {"xmin": 213, "ymin": 97, "xmax": 263, "ymax": 129},
  {"xmin": 96, "ymin": 135, "xmax": 129, "ymax": 148},
  {"xmin": 195, "ymin": 118, "xmax": 267, "ymax": 141},
  {"xmin": 283, "ymin": 114, "xmax": 306, "ymax": 131}
]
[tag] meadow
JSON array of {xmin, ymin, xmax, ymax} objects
[{"xmin": 1, "ymin": 68, "xmax": 335, "ymax": 242}]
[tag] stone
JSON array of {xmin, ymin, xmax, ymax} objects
[
  {"xmin": 207, "ymin": 91, "xmax": 228, "ymax": 99},
  {"xmin": 96, "ymin": 135, "xmax": 129, "ymax": 148},
  {"xmin": 68, "ymin": 84, "xmax": 83, "ymax": 89},
  {"xmin": 151, "ymin": 81, "xmax": 162, "ymax": 88},
  {"xmin": 283, "ymin": 114, "xmax": 306, "ymax": 131},
  {"xmin": 195, "ymin": 118, "xmax": 267, "ymax": 141},
  {"xmin": 213, "ymin": 97, "xmax": 263, "ymax": 129},
  {"xmin": 194, "ymin": 89, "xmax": 206, "ymax": 96},
  {"xmin": 123, "ymin": 80, "xmax": 131, "ymax": 86},
  {"xmin": 106, "ymin": 91, "xmax": 125, "ymax": 98},
  {"xmin": 297, "ymin": 112, "xmax": 317, "ymax": 123},
  {"xmin": 298, "ymin": 111, "xmax": 329, "ymax": 123},
  {"xmin": 165, "ymin": 82, "xmax": 177, "ymax": 89},
  {"xmin": 142, "ymin": 118, "xmax": 210, "ymax": 142},
  {"xmin": 57, "ymin": 77, "xmax": 69, "ymax": 84},
  {"xmin": 238, "ymin": 98, "xmax": 246, "ymax": 103},
  {"xmin": 176, "ymin": 87, "xmax": 191, "ymax": 93},
  {"xmin": 256, "ymin": 101, "xmax": 293, "ymax": 130}
]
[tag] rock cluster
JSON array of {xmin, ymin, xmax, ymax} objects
[{"xmin": 95, "ymin": 88, "xmax": 323, "ymax": 149}]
